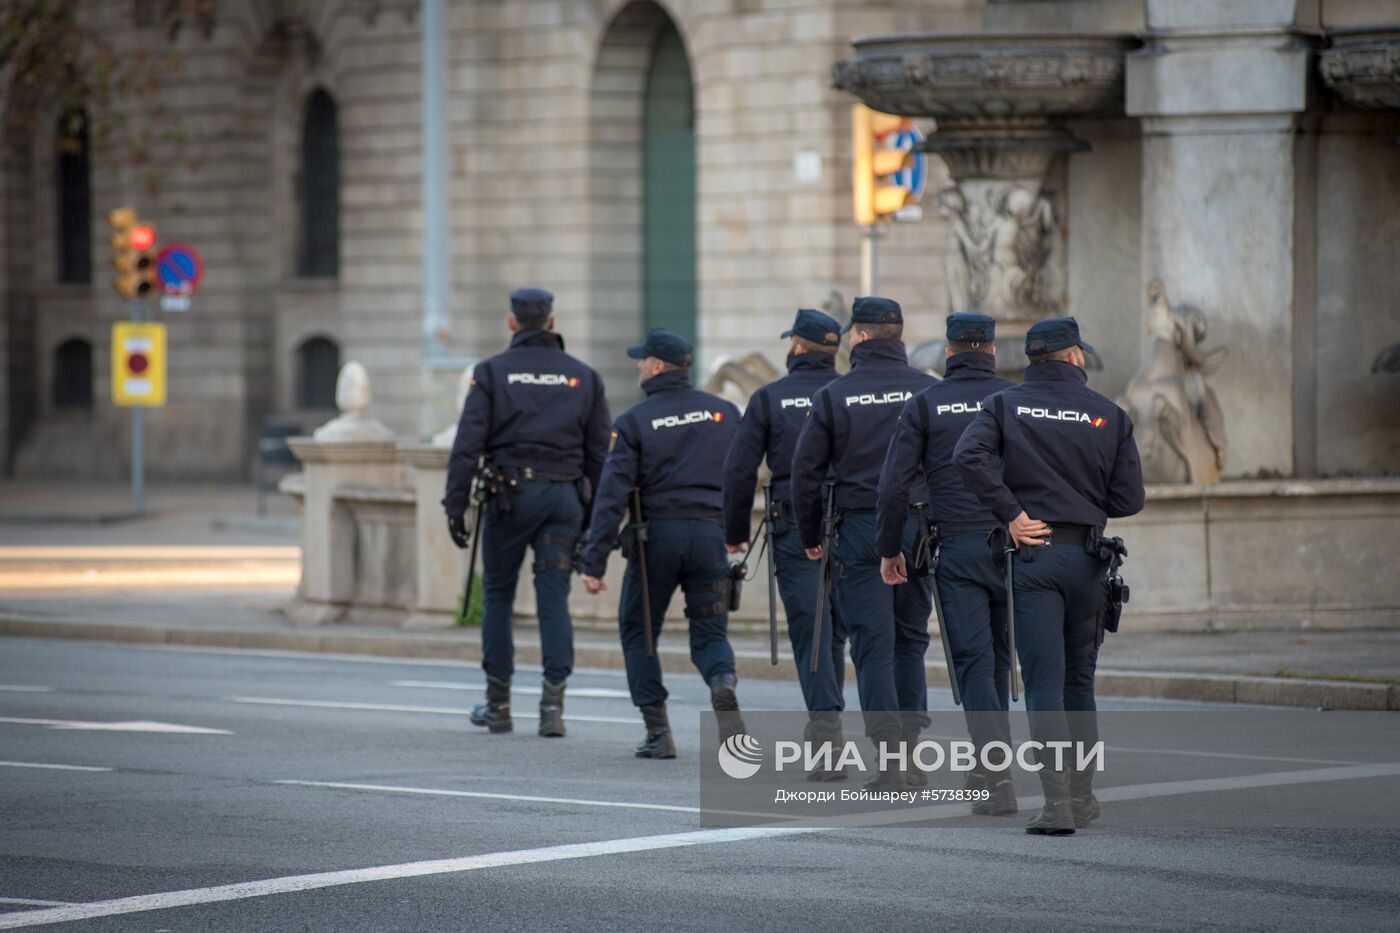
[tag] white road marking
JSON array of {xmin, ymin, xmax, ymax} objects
[
  {"xmin": 229, "ymin": 696, "xmax": 636, "ymax": 725},
  {"xmin": 0, "ymin": 686, "xmax": 52, "ymax": 693},
  {"xmin": 0, "ymin": 826, "xmax": 812, "ymax": 929},
  {"xmin": 5, "ymin": 761, "xmax": 1400, "ymax": 928},
  {"xmin": 275, "ymin": 780, "xmax": 700, "ymax": 814},
  {"xmin": 837, "ymin": 760, "xmax": 1400, "ymax": 829},
  {"xmin": 0, "ymin": 761, "xmax": 113, "ymax": 773},
  {"xmin": 390, "ymin": 680, "xmax": 633, "ymax": 699},
  {"xmin": 0, "ymin": 717, "xmax": 230, "ymax": 735},
  {"xmin": 0, "ymin": 899, "xmax": 75, "ymax": 908},
  {"xmin": 918, "ymin": 733, "xmax": 1368, "ymax": 767}
]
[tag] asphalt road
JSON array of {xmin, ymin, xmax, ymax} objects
[{"xmin": 1, "ymin": 637, "xmax": 1398, "ymax": 931}]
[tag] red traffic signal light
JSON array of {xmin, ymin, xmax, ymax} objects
[{"xmin": 130, "ymin": 224, "xmax": 156, "ymax": 252}]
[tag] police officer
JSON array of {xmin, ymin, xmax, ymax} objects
[
  {"xmin": 721, "ymin": 309, "xmax": 847, "ymax": 771},
  {"xmin": 444, "ymin": 287, "xmax": 611, "ymax": 738},
  {"xmin": 953, "ymin": 317, "xmax": 1145, "ymax": 834},
  {"xmin": 792, "ymin": 297, "xmax": 937, "ymax": 786},
  {"xmin": 875, "ymin": 313, "xmax": 1017, "ymax": 815},
  {"xmin": 580, "ymin": 327, "xmax": 744, "ymax": 759}
]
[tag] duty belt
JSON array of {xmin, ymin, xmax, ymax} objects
[
  {"xmin": 1044, "ymin": 523, "xmax": 1095, "ymax": 547},
  {"xmin": 516, "ymin": 466, "xmax": 576, "ymax": 484},
  {"xmin": 935, "ymin": 521, "xmax": 999, "ymax": 537}
]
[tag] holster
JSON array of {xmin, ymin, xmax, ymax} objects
[
  {"xmin": 767, "ymin": 498, "xmax": 790, "ymax": 538},
  {"xmin": 684, "ymin": 576, "xmax": 734, "ymax": 619},
  {"xmin": 729, "ymin": 562, "xmax": 745, "ymax": 612},
  {"xmin": 987, "ymin": 526, "xmax": 1010, "ymax": 569},
  {"xmin": 1092, "ymin": 535, "xmax": 1130, "ymax": 637},
  {"xmin": 618, "ymin": 521, "xmax": 646, "ymax": 563},
  {"xmin": 532, "ymin": 532, "xmax": 577, "ymax": 574},
  {"xmin": 912, "ymin": 518, "xmax": 940, "ymax": 577}
]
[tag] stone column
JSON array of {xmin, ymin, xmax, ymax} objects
[
  {"xmin": 285, "ymin": 439, "xmax": 404, "ymax": 625},
  {"xmin": 399, "ymin": 443, "xmax": 468, "ymax": 628},
  {"xmin": 1127, "ymin": 2, "xmax": 1316, "ymax": 477}
]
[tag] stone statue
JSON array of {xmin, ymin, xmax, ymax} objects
[
  {"xmin": 313, "ymin": 361, "xmax": 395, "ymax": 442},
  {"xmin": 935, "ymin": 182, "xmax": 1057, "ymax": 321},
  {"xmin": 431, "ymin": 364, "xmax": 476, "ymax": 447},
  {"xmin": 704, "ymin": 352, "xmax": 782, "ymax": 410},
  {"xmin": 989, "ymin": 185, "xmax": 1057, "ymax": 315},
  {"xmin": 1120, "ymin": 280, "xmax": 1229, "ymax": 484}
]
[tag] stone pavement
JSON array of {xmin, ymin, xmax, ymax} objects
[{"xmin": 1, "ymin": 481, "xmax": 1397, "ymax": 711}]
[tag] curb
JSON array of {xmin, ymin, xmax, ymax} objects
[{"xmin": 1, "ymin": 615, "xmax": 1395, "ymax": 712}]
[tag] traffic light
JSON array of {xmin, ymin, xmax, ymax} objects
[
  {"xmin": 108, "ymin": 207, "xmax": 158, "ymax": 300},
  {"xmin": 852, "ymin": 104, "xmax": 918, "ymax": 226}
]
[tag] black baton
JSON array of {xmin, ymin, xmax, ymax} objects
[
  {"xmin": 631, "ymin": 489, "xmax": 654, "ymax": 659},
  {"xmin": 763, "ymin": 485, "xmax": 778, "ymax": 666}
]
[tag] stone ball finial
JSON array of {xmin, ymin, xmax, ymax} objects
[
  {"xmin": 314, "ymin": 361, "xmax": 393, "ymax": 442},
  {"xmin": 335, "ymin": 361, "xmax": 372, "ymax": 415}
]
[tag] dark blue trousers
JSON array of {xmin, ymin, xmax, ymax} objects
[
  {"xmin": 1011, "ymin": 543, "xmax": 1105, "ymax": 751},
  {"xmin": 934, "ymin": 532, "xmax": 1013, "ymax": 751},
  {"xmin": 619, "ymin": 518, "xmax": 737, "ymax": 707},
  {"xmin": 771, "ymin": 519, "xmax": 846, "ymax": 712},
  {"xmin": 832, "ymin": 512, "xmax": 931, "ymax": 740},
  {"xmin": 479, "ymin": 481, "xmax": 582, "ymax": 685}
]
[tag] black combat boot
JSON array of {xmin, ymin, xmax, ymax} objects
[
  {"xmin": 634, "ymin": 701, "xmax": 677, "ymax": 759},
  {"xmin": 708, "ymin": 672, "xmax": 746, "ymax": 743},
  {"xmin": 468, "ymin": 676, "xmax": 512, "ymax": 734},
  {"xmin": 804, "ymin": 713, "xmax": 848, "ymax": 783},
  {"xmin": 1026, "ymin": 768, "xmax": 1075, "ymax": 835},
  {"xmin": 538, "ymin": 679, "xmax": 566, "ymax": 738},
  {"xmin": 900, "ymin": 724, "xmax": 928, "ymax": 787},
  {"xmin": 1069, "ymin": 768, "xmax": 1100, "ymax": 827},
  {"xmin": 973, "ymin": 773, "xmax": 1019, "ymax": 816}
]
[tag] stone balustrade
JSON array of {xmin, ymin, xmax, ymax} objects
[{"xmin": 281, "ymin": 431, "xmax": 1400, "ymax": 633}]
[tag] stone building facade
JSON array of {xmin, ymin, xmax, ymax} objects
[
  {"xmin": 3, "ymin": 0, "xmax": 1398, "ymax": 482},
  {"xmin": 0, "ymin": 0, "xmax": 980, "ymax": 479}
]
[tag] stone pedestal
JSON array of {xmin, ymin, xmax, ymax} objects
[
  {"xmin": 399, "ymin": 443, "xmax": 468, "ymax": 628},
  {"xmin": 285, "ymin": 438, "xmax": 404, "ymax": 625},
  {"xmin": 1127, "ymin": 4, "xmax": 1315, "ymax": 477},
  {"xmin": 833, "ymin": 32, "xmax": 1136, "ymax": 369}
]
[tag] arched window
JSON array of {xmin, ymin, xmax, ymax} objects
[
  {"xmin": 56, "ymin": 108, "xmax": 92, "ymax": 284},
  {"xmin": 299, "ymin": 89, "xmax": 339, "ymax": 278},
  {"xmin": 53, "ymin": 338, "xmax": 93, "ymax": 411},
  {"xmin": 297, "ymin": 336, "xmax": 340, "ymax": 408}
]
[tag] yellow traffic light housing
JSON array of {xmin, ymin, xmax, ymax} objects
[
  {"xmin": 852, "ymin": 105, "xmax": 918, "ymax": 226},
  {"xmin": 107, "ymin": 208, "xmax": 157, "ymax": 300}
]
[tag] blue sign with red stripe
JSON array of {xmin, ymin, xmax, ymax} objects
[{"xmin": 155, "ymin": 244, "xmax": 203, "ymax": 296}]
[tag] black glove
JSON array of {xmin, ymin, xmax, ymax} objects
[{"xmin": 447, "ymin": 513, "xmax": 470, "ymax": 549}]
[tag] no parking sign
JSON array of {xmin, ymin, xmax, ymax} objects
[{"xmin": 155, "ymin": 243, "xmax": 203, "ymax": 310}]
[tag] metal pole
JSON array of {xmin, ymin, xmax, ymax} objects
[
  {"xmin": 129, "ymin": 298, "xmax": 145, "ymax": 514},
  {"xmin": 421, "ymin": 0, "xmax": 451, "ymax": 364},
  {"xmin": 859, "ymin": 224, "xmax": 878, "ymax": 296},
  {"xmin": 419, "ymin": 0, "xmax": 462, "ymax": 437}
]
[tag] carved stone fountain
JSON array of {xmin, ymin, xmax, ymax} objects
[{"xmin": 834, "ymin": 33, "xmax": 1138, "ymax": 367}]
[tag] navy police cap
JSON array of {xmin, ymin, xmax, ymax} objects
[
  {"xmin": 627, "ymin": 327, "xmax": 693, "ymax": 367},
  {"xmin": 780, "ymin": 309, "xmax": 841, "ymax": 346},
  {"xmin": 1025, "ymin": 316, "xmax": 1095, "ymax": 356},
  {"xmin": 841, "ymin": 296, "xmax": 903, "ymax": 334},
  {"xmin": 946, "ymin": 312, "xmax": 995, "ymax": 343},
  {"xmin": 510, "ymin": 287, "xmax": 554, "ymax": 321}
]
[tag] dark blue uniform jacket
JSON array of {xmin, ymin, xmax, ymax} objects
[
  {"xmin": 444, "ymin": 330, "xmax": 611, "ymax": 517},
  {"xmin": 721, "ymin": 352, "xmax": 839, "ymax": 546},
  {"xmin": 875, "ymin": 352, "xmax": 1014, "ymax": 558},
  {"xmin": 792, "ymin": 339, "xmax": 938, "ymax": 549},
  {"xmin": 580, "ymin": 370, "xmax": 741, "ymax": 577},
  {"xmin": 953, "ymin": 360, "xmax": 1146, "ymax": 528}
]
